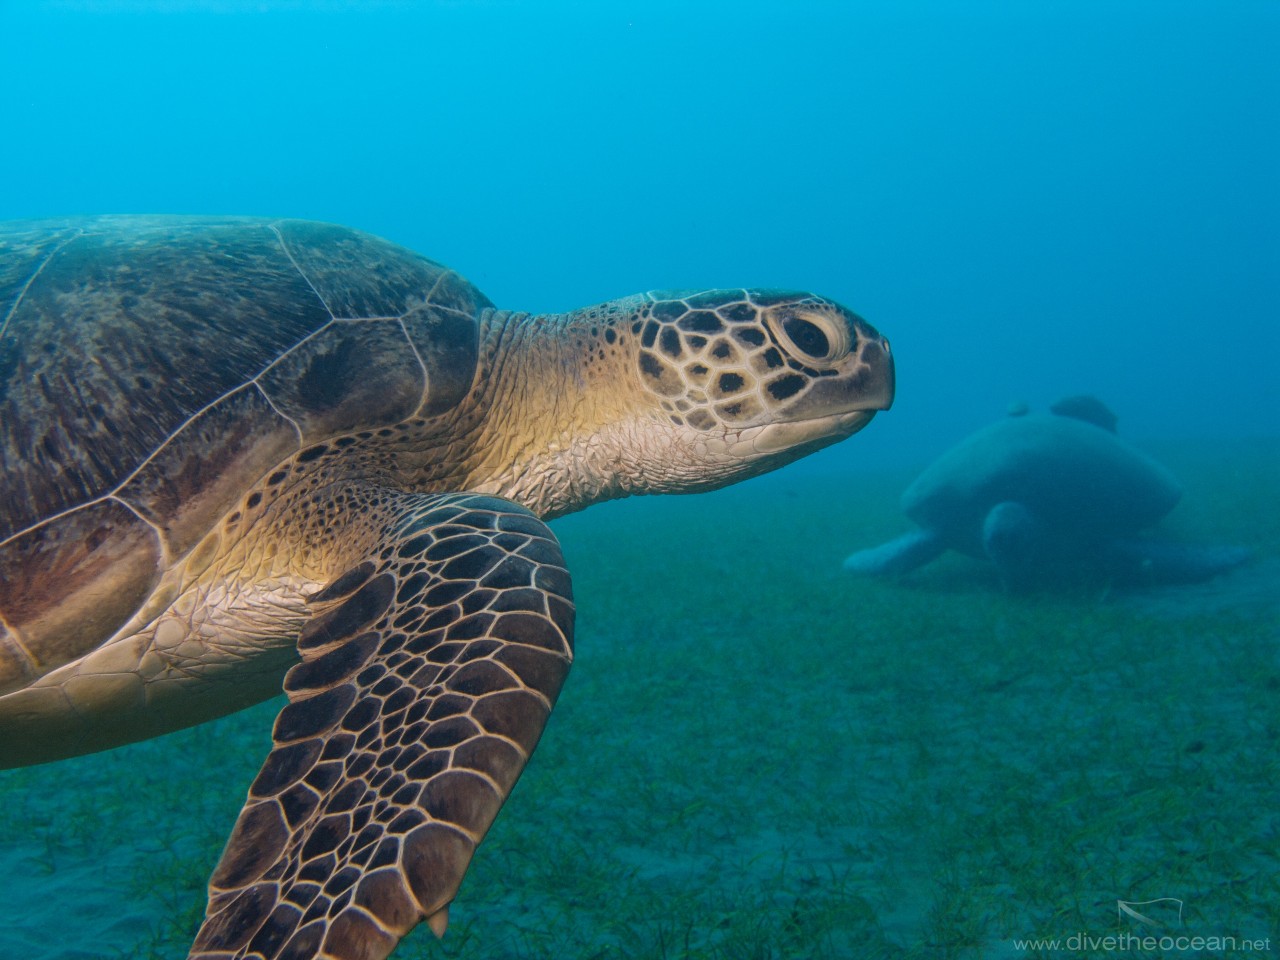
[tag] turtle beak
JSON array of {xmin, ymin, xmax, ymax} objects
[
  {"xmin": 747, "ymin": 315, "xmax": 893, "ymax": 455},
  {"xmin": 784, "ymin": 312, "xmax": 895, "ymax": 422},
  {"xmin": 855, "ymin": 321, "xmax": 894, "ymax": 412}
]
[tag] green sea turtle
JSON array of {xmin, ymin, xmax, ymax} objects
[
  {"xmin": 841, "ymin": 398, "xmax": 1250, "ymax": 590},
  {"xmin": 0, "ymin": 216, "xmax": 893, "ymax": 959}
]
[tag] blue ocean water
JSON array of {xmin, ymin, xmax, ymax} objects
[
  {"xmin": 1, "ymin": 4, "xmax": 1278, "ymax": 959},
  {"xmin": 2, "ymin": 0, "xmax": 1276, "ymax": 465}
]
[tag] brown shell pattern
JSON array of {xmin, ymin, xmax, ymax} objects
[{"xmin": 0, "ymin": 216, "xmax": 489, "ymax": 687}]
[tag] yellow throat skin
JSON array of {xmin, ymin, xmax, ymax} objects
[{"xmin": 452, "ymin": 290, "xmax": 894, "ymax": 520}]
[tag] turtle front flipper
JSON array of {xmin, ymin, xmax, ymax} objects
[
  {"xmin": 190, "ymin": 493, "xmax": 574, "ymax": 960},
  {"xmin": 1100, "ymin": 538, "xmax": 1253, "ymax": 586},
  {"xmin": 841, "ymin": 529, "xmax": 945, "ymax": 577}
]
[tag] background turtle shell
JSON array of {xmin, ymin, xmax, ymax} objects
[
  {"xmin": 0, "ymin": 216, "xmax": 489, "ymax": 691},
  {"xmin": 901, "ymin": 413, "xmax": 1184, "ymax": 555}
]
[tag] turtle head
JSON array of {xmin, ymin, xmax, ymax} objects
[
  {"xmin": 625, "ymin": 289, "xmax": 894, "ymax": 472},
  {"xmin": 465, "ymin": 289, "xmax": 893, "ymax": 518}
]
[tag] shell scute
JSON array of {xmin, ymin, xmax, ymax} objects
[
  {"xmin": 400, "ymin": 303, "xmax": 480, "ymax": 417},
  {"xmin": 0, "ymin": 222, "xmax": 80, "ymax": 319},
  {"xmin": 273, "ymin": 219, "xmax": 489, "ymax": 320},
  {"xmin": 116, "ymin": 383, "xmax": 301, "ymax": 555},
  {"xmin": 0, "ymin": 499, "xmax": 162, "ymax": 692},
  {"xmin": 257, "ymin": 319, "xmax": 426, "ymax": 443}
]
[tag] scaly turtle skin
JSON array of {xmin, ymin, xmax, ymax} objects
[
  {"xmin": 0, "ymin": 216, "xmax": 894, "ymax": 959},
  {"xmin": 841, "ymin": 401, "xmax": 1250, "ymax": 590}
]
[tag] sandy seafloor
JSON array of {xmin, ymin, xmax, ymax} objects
[{"xmin": 0, "ymin": 439, "xmax": 1275, "ymax": 960}]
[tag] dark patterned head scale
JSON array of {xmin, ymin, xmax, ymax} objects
[{"xmin": 632, "ymin": 289, "xmax": 889, "ymax": 431}]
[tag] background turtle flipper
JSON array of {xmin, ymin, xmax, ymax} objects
[
  {"xmin": 841, "ymin": 529, "xmax": 945, "ymax": 577},
  {"xmin": 189, "ymin": 493, "xmax": 574, "ymax": 960},
  {"xmin": 1100, "ymin": 539, "xmax": 1253, "ymax": 587}
]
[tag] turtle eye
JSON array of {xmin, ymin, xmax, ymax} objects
[{"xmin": 770, "ymin": 308, "xmax": 849, "ymax": 365}]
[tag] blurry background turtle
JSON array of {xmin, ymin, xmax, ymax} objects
[{"xmin": 842, "ymin": 395, "xmax": 1251, "ymax": 591}]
